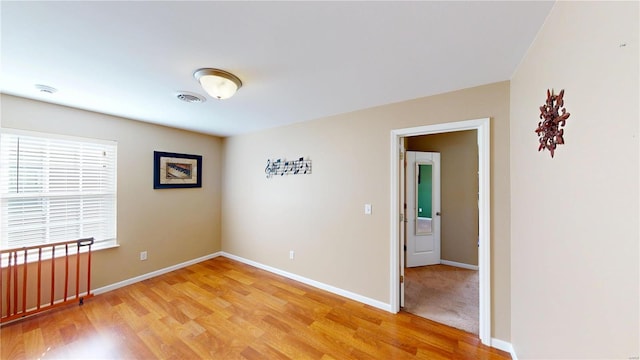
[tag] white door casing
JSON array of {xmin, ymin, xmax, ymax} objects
[
  {"xmin": 399, "ymin": 140, "xmax": 406, "ymax": 307},
  {"xmin": 390, "ymin": 118, "xmax": 491, "ymax": 346},
  {"xmin": 406, "ymin": 151, "xmax": 441, "ymax": 267}
]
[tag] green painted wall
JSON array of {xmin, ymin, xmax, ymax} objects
[{"xmin": 417, "ymin": 164, "xmax": 432, "ymax": 218}]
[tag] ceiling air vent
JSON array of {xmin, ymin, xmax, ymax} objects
[
  {"xmin": 176, "ymin": 91, "xmax": 206, "ymax": 103},
  {"xmin": 35, "ymin": 84, "xmax": 57, "ymax": 94}
]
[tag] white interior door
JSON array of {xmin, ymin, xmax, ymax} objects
[{"xmin": 406, "ymin": 151, "xmax": 440, "ymax": 267}]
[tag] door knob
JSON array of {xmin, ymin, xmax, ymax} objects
[{"xmin": 436, "ymin": 212, "xmax": 441, "ymax": 216}]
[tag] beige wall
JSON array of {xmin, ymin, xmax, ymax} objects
[
  {"xmin": 407, "ymin": 131, "xmax": 479, "ymax": 266},
  {"xmin": 222, "ymin": 81, "xmax": 511, "ymax": 341},
  {"xmin": 1, "ymin": 95, "xmax": 223, "ymax": 289},
  {"xmin": 510, "ymin": 2, "xmax": 639, "ymax": 358}
]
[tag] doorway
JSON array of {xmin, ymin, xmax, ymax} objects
[
  {"xmin": 404, "ymin": 136, "xmax": 478, "ymax": 335},
  {"xmin": 389, "ymin": 118, "xmax": 491, "ymax": 345}
]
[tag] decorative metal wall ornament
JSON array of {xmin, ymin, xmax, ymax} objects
[
  {"xmin": 536, "ymin": 89, "xmax": 571, "ymax": 158},
  {"xmin": 265, "ymin": 157, "xmax": 312, "ymax": 178}
]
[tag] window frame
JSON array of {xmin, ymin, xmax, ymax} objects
[{"xmin": 0, "ymin": 128, "xmax": 118, "ymax": 255}]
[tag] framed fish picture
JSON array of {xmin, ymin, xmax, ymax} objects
[{"xmin": 153, "ymin": 151, "xmax": 202, "ymax": 189}]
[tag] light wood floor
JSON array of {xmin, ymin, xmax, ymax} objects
[{"xmin": 0, "ymin": 257, "xmax": 511, "ymax": 359}]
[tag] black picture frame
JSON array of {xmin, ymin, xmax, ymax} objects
[{"xmin": 153, "ymin": 151, "xmax": 202, "ymax": 189}]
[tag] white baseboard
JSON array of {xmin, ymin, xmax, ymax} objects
[
  {"xmin": 440, "ymin": 259, "xmax": 479, "ymax": 271},
  {"xmin": 492, "ymin": 338, "xmax": 518, "ymax": 359},
  {"xmin": 221, "ymin": 252, "xmax": 392, "ymax": 312},
  {"xmin": 92, "ymin": 252, "xmax": 222, "ymax": 295}
]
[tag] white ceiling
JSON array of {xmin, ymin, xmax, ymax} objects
[{"xmin": 1, "ymin": 1, "xmax": 554, "ymax": 137}]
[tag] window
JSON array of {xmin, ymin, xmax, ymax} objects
[{"xmin": 0, "ymin": 130, "xmax": 117, "ymax": 250}]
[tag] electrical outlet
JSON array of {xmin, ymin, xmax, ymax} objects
[
  {"xmin": 364, "ymin": 204, "xmax": 372, "ymax": 215},
  {"xmin": 140, "ymin": 251, "xmax": 147, "ymax": 261},
  {"xmin": 289, "ymin": 250, "xmax": 295, "ymax": 260}
]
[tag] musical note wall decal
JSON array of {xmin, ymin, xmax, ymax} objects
[{"xmin": 265, "ymin": 157, "xmax": 312, "ymax": 179}]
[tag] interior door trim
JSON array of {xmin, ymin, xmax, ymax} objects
[{"xmin": 389, "ymin": 118, "xmax": 491, "ymax": 345}]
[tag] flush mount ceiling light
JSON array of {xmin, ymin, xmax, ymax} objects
[{"xmin": 193, "ymin": 68, "xmax": 242, "ymax": 100}]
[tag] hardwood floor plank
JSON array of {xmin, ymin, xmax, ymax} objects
[
  {"xmin": 259, "ymin": 328, "xmax": 325, "ymax": 359},
  {"xmin": 21, "ymin": 327, "xmax": 44, "ymax": 360},
  {"xmin": 114, "ymin": 301, "xmax": 157, "ymax": 333},
  {"xmin": 127, "ymin": 286, "xmax": 172, "ymax": 320},
  {"xmin": 107, "ymin": 321, "xmax": 156, "ymax": 359},
  {"xmin": 276, "ymin": 287, "xmax": 333, "ymax": 317},
  {"xmin": 227, "ymin": 314, "xmax": 266, "ymax": 339},
  {"xmin": 348, "ymin": 347, "xmax": 381, "ymax": 360},
  {"xmin": 224, "ymin": 269, "xmax": 257, "ymax": 285},
  {"xmin": 283, "ymin": 303, "xmax": 316, "ymax": 326},
  {"xmin": 185, "ymin": 328, "xmax": 228, "ymax": 358},
  {"xmin": 137, "ymin": 325, "xmax": 177, "ymax": 359},
  {"xmin": 116, "ymin": 289, "xmax": 151, "ymax": 318},
  {"xmin": 354, "ymin": 326, "xmax": 418, "ymax": 356},
  {"xmin": 380, "ymin": 319, "xmax": 457, "ymax": 355},
  {"xmin": 0, "ymin": 257, "xmax": 511, "ymax": 360},
  {"xmin": 36, "ymin": 309, "xmax": 69, "ymax": 352},
  {"xmin": 1, "ymin": 322, "xmax": 25, "ymax": 360},
  {"xmin": 241, "ymin": 345, "xmax": 287, "ymax": 360},
  {"xmin": 170, "ymin": 295, "xmax": 212, "ymax": 320}
]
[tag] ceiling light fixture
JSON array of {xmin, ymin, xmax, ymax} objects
[{"xmin": 193, "ymin": 68, "xmax": 242, "ymax": 100}]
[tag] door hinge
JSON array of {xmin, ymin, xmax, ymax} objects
[
  {"xmin": 400, "ymin": 151, "xmax": 405, "ymax": 160},
  {"xmin": 404, "ymin": 244, "xmax": 407, "ymax": 251},
  {"xmin": 399, "ymin": 213, "xmax": 404, "ymax": 222},
  {"xmin": 400, "ymin": 275, "xmax": 404, "ymax": 284}
]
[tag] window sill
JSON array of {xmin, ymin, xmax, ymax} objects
[{"xmin": 92, "ymin": 241, "xmax": 120, "ymax": 252}]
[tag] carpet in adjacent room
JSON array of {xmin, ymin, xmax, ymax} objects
[{"xmin": 403, "ymin": 264, "xmax": 479, "ymax": 335}]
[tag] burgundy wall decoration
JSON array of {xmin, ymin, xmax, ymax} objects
[{"xmin": 536, "ymin": 89, "xmax": 570, "ymax": 158}]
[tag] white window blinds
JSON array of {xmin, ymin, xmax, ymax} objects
[{"xmin": 0, "ymin": 130, "xmax": 117, "ymax": 249}]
